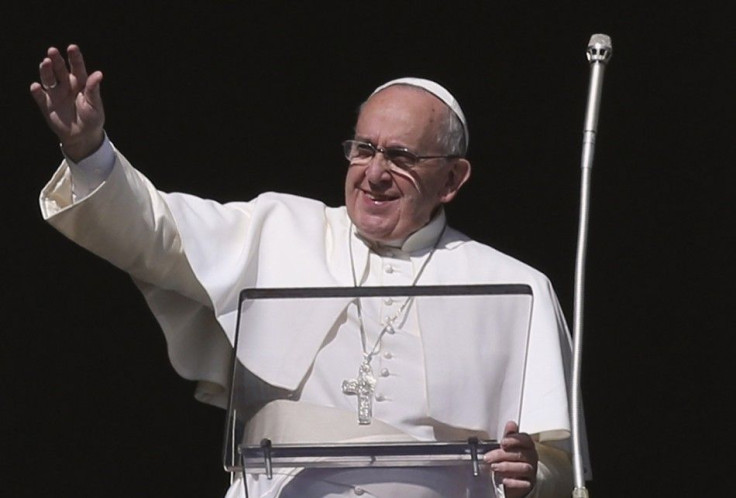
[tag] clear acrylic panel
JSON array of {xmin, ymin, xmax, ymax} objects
[{"xmin": 223, "ymin": 285, "xmax": 533, "ymax": 475}]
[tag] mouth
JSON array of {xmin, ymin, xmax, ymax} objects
[{"xmin": 361, "ymin": 189, "xmax": 399, "ymax": 204}]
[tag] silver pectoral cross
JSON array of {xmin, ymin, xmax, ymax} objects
[{"xmin": 341, "ymin": 360, "xmax": 377, "ymax": 425}]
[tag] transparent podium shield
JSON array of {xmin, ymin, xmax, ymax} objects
[{"xmin": 223, "ymin": 285, "xmax": 533, "ymax": 476}]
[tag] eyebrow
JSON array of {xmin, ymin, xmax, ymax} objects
[{"xmin": 353, "ymin": 137, "xmax": 415, "ymax": 151}]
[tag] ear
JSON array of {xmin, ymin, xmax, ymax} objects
[{"xmin": 439, "ymin": 158, "xmax": 471, "ymax": 204}]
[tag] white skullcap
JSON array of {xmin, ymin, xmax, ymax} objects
[{"xmin": 371, "ymin": 77, "xmax": 469, "ymax": 151}]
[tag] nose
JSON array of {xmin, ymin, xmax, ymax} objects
[{"xmin": 363, "ymin": 152, "xmax": 393, "ymax": 184}]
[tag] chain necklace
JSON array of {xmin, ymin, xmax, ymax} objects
[{"xmin": 341, "ymin": 222, "xmax": 445, "ymax": 424}]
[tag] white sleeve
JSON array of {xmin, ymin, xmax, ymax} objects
[
  {"xmin": 526, "ymin": 442, "xmax": 574, "ymax": 498},
  {"xmin": 64, "ymin": 135, "xmax": 116, "ymax": 201}
]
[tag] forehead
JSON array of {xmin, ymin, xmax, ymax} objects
[{"xmin": 355, "ymin": 86, "xmax": 447, "ymax": 145}]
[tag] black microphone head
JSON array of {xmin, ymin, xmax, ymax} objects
[{"xmin": 586, "ymin": 34, "xmax": 613, "ymax": 63}]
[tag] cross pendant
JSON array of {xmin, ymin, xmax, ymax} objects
[{"xmin": 341, "ymin": 360, "xmax": 377, "ymax": 425}]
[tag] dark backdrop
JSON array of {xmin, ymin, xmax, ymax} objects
[{"xmin": 4, "ymin": 2, "xmax": 731, "ymax": 497}]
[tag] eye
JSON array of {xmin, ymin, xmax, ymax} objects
[
  {"xmin": 384, "ymin": 148, "xmax": 417, "ymax": 170},
  {"xmin": 354, "ymin": 142, "xmax": 375, "ymax": 158}
]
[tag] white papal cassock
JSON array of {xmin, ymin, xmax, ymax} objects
[{"xmin": 40, "ymin": 139, "xmax": 578, "ymax": 497}]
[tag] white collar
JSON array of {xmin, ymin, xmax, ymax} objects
[{"xmin": 349, "ymin": 210, "xmax": 448, "ymax": 287}]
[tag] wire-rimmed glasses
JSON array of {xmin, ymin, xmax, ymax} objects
[{"xmin": 342, "ymin": 140, "xmax": 459, "ymax": 171}]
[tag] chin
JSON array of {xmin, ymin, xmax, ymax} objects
[
  {"xmin": 352, "ymin": 219, "xmax": 394, "ymax": 243},
  {"xmin": 357, "ymin": 226, "xmax": 392, "ymax": 243}
]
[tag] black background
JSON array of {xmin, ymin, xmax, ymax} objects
[{"xmin": 4, "ymin": 1, "xmax": 732, "ymax": 497}]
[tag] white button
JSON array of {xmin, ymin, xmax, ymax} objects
[
  {"xmin": 385, "ymin": 325, "xmax": 395, "ymax": 334},
  {"xmin": 383, "ymin": 351, "xmax": 393, "ymax": 359},
  {"xmin": 354, "ymin": 487, "xmax": 365, "ymax": 495},
  {"xmin": 380, "ymin": 368, "xmax": 390, "ymax": 377},
  {"xmin": 375, "ymin": 393, "xmax": 386, "ymax": 401},
  {"xmin": 384, "ymin": 297, "xmax": 394, "ymax": 305},
  {"xmin": 384, "ymin": 265, "xmax": 394, "ymax": 274}
]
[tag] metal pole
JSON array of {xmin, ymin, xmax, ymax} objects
[{"xmin": 571, "ymin": 33, "xmax": 612, "ymax": 498}]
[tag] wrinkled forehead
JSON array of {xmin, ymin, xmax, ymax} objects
[
  {"xmin": 356, "ymin": 85, "xmax": 448, "ymax": 146},
  {"xmin": 369, "ymin": 77, "xmax": 468, "ymax": 149}
]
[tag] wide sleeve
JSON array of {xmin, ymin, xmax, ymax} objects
[
  {"xmin": 39, "ymin": 150, "xmax": 243, "ymax": 407},
  {"xmin": 40, "ymin": 149, "xmax": 211, "ymax": 304}
]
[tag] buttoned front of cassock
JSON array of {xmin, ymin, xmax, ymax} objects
[
  {"xmin": 355, "ymin": 242, "xmax": 431, "ymax": 438},
  {"xmin": 297, "ymin": 222, "xmax": 440, "ymax": 442}
]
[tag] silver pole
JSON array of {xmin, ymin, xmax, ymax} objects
[{"xmin": 571, "ymin": 33, "xmax": 612, "ymax": 498}]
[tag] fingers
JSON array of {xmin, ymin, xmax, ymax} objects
[
  {"xmin": 37, "ymin": 55, "xmax": 59, "ymax": 91},
  {"xmin": 482, "ymin": 421, "xmax": 538, "ymax": 496},
  {"xmin": 49, "ymin": 46, "xmax": 72, "ymax": 88},
  {"xmin": 29, "ymin": 81, "xmax": 48, "ymax": 107},
  {"xmin": 495, "ymin": 477, "xmax": 535, "ymax": 497},
  {"xmin": 486, "ymin": 450, "xmax": 536, "ymax": 498},
  {"xmin": 67, "ymin": 44, "xmax": 89, "ymax": 83},
  {"xmin": 34, "ymin": 45, "xmax": 91, "ymax": 94},
  {"xmin": 78, "ymin": 70, "xmax": 104, "ymax": 109},
  {"xmin": 503, "ymin": 420, "xmax": 519, "ymax": 437},
  {"xmin": 31, "ymin": 47, "xmax": 69, "ymax": 115},
  {"xmin": 484, "ymin": 445, "xmax": 535, "ymax": 466},
  {"xmin": 501, "ymin": 421, "xmax": 535, "ymax": 452},
  {"xmin": 499, "ymin": 433, "xmax": 537, "ymax": 467}
]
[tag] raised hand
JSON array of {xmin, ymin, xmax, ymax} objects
[{"xmin": 30, "ymin": 44, "xmax": 105, "ymax": 162}]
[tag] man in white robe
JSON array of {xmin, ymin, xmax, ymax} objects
[{"xmin": 32, "ymin": 44, "xmax": 579, "ymax": 497}]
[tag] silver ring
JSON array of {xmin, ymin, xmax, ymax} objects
[{"xmin": 43, "ymin": 81, "xmax": 58, "ymax": 90}]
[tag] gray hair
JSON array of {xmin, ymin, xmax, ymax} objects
[{"xmin": 436, "ymin": 106, "xmax": 467, "ymax": 157}]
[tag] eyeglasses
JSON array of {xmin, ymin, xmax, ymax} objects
[{"xmin": 342, "ymin": 139, "xmax": 459, "ymax": 171}]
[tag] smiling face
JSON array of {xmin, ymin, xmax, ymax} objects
[{"xmin": 344, "ymin": 85, "xmax": 471, "ymax": 244}]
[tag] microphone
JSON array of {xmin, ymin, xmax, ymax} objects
[
  {"xmin": 571, "ymin": 33, "xmax": 612, "ymax": 498},
  {"xmin": 582, "ymin": 34, "xmax": 613, "ymax": 145}
]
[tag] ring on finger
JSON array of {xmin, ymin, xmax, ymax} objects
[{"xmin": 43, "ymin": 81, "xmax": 58, "ymax": 90}]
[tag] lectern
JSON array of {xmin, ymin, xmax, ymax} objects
[{"xmin": 223, "ymin": 284, "xmax": 534, "ymax": 495}]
